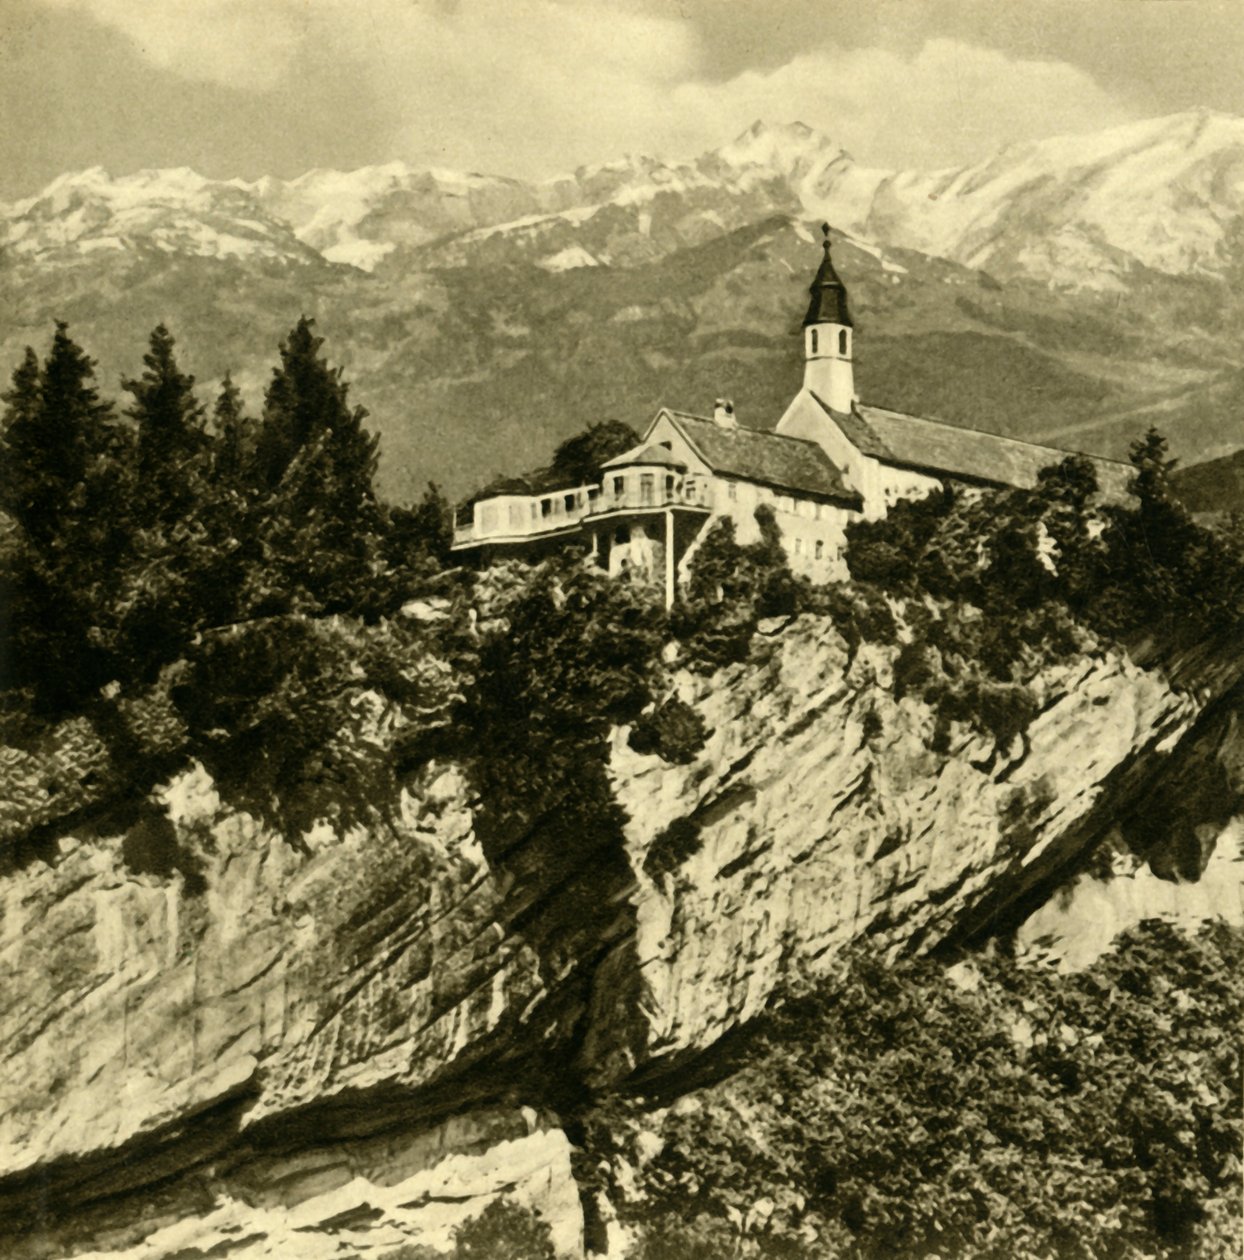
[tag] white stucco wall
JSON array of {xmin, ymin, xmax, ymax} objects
[{"xmin": 776, "ymin": 391, "xmax": 943, "ymax": 520}]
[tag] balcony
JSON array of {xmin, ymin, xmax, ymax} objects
[
  {"xmin": 586, "ymin": 475, "xmax": 714, "ymax": 517},
  {"xmin": 452, "ymin": 485, "xmax": 597, "ymax": 549},
  {"xmin": 451, "ymin": 475, "xmax": 715, "ymax": 550}
]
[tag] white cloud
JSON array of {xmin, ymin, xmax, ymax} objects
[
  {"xmin": 40, "ymin": 0, "xmax": 1133, "ymax": 173},
  {"xmin": 41, "ymin": 0, "xmax": 308, "ymax": 91},
  {"xmin": 674, "ymin": 39, "xmax": 1133, "ymax": 170}
]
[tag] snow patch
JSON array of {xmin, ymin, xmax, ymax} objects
[{"xmin": 538, "ymin": 245, "xmax": 600, "ymax": 272}]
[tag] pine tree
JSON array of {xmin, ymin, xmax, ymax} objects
[
  {"xmin": 1, "ymin": 324, "xmax": 116, "ymax": 548},
  {"xmin": 209, "ymin": 371, "xmax": 250, "ymax": 489},
  {"xmin": 124, "ymin": 324, "xmax": 206, "ymax": 526},
  {"xmin": 252, "ymin": 317, "xmax": 382, "ymax": 614},
  {"xmin": 0, "ymin": 326, "xmax": 126, "ymax": 710}
]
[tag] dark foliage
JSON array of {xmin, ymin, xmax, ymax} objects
[
  {"xmin": 383, "ymin": 1198, "xmax": 556, "ymax": 1260},
  {"xmin": 672, "ymin": 506, "xmax": 808, "ymax": 671},
  {"xmin": 548, "ymin": 418, "xmax": 640, "ymax": 487},
  {"xmin": 842, "ymin": 437, "xmax": 1244, "ymax": 749},
  {"xmin": 0, "ymin": 320, "xmax": 465, "ymax": 836},
  {"xmin": 607, "ymin": 921, "xmax": 1243, "ymax": 1260},
  {"xmin": 124, "ymin": 324, "xmax": 207, "ymax": 528},
  {"xmin": 628, "ymin": 696, "xmax": 709, "ymax": 765},
  {"xmin": 462, "ymin": 556, "xmax": 665, "ymax": 861},
  {"xmin": 642, "ymin": 817, "xmax": 703, "ymax": 882}
]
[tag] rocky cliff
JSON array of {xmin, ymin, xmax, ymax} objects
[{"xmin": 1, "ymin": 616, "xmax": 1241, "ymax": 1258}]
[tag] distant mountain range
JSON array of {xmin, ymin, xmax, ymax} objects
[{"xmin": 2, "ymin": 112, "xmax": 1243, "ymax": 504}]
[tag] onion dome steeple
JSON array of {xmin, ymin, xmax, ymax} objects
[{"xmin": 803, "ymin": 222, "xmax": 852, "ymax": 329}]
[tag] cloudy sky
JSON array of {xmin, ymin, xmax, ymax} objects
[{"xmin": 2, "ymin": 0, "xmax": 1242, "ymax": 199}]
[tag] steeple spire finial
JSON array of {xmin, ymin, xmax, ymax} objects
[{"xmin": 803, "ymin": 223, "xmax": 852, "ymax": 329}]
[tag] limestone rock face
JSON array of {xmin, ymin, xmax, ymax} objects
[
  {"xmin": 1, "ymin": 617, "xmax": 1241, "ymax": 1257},
  {"xmin": 598, "ymin": 620, "xmax": 1243, "ymax": 1073}
]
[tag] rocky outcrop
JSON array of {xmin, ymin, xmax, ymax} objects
[{"xmin": 1, "ymin": 617, "xmax": 1241, "ymax": 1257}]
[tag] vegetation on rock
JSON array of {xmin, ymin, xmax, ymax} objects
[{"xmin": 596, "ymin": 920, "xmax": 1243, "ymax": 1260}]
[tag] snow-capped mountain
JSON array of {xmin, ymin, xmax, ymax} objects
[
  {"xmin": 1, "ymin": 166, "xmax": 321, "ymax": 267},
  {"xmin": 749, "ymin": 112, "xmax": 1244, "ymax": 290},
  {"xmin": 6, "ymin": 112, "xmax": 1243, "ymax": 290},
  {"xmin": 3, "ymin": 112, "xmax": 1244, "ymax": 506}
]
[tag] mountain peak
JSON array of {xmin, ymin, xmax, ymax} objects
[{"xmin": 713, "ymin": 120, "xmax": 841, "ymax": 178}]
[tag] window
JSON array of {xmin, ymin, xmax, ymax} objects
[
  {"xmin": 565, "ymin": 493, "xmax": 576, "ymax": 513},
  {"xmin": 794, "ymin": 537, "xmax": 803, "ymax": 555},
  {"xmin": 640, "ymin": 473, "xmax": 655, "ymax": 504},
  {"xmin": 839, "ymin": 329, "xmax": 848, "ymax": 356},
  {"xmin": 815, "ymin": 540, "xmax": 824, "ymax": 560},
  {"xmin": 810, "ymin": 328, "xmax": 818, "ymax": 355},
  {"xmin": 540, "ymin": 499, "xmax": 552, "ymax": 518},
  {"xmin": 612, "ymin": 476, "xmax": 624, "ymax": 497},
  {"xmin": 666, "ymin": 474, "xmax": 676, "ymax": 496},
  {"xmin": 727, "ymin": 480, "xmax": 737, "ymax": 501}
]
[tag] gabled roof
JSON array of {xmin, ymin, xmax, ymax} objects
[
  {"xmin": 658, "ymin": 410, "xmax": 861, "ymax": 506},
  {"xmin": 809, "ymin": 393, "xmax": 1132, "ymax": 500},
  {"xmin": 602, "ymin": 442, "xmax": 688, "ymax": 471}
]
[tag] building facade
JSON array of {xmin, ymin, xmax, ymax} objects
[{"xmin": 452, "ymin": 224, "xmax": 1132, "ymax": 604}]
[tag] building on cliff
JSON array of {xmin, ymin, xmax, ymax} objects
[{"xmin": 451, "ymin": 224, "xmax": 1133, "ymax": 606}]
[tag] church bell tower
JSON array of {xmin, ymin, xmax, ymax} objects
[{"xmin": 802, "ymin": 223, "xmax": 854, "ymax": 414}]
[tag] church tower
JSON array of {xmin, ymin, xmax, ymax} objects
[{"xmin": 802, "ymin": 223, "xmax": 854, "ymax": 414}]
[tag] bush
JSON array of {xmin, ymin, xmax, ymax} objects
[
  {"xmin": 383, "ymin": 1199, "xmax": 556, "ymax": 1260},
  {"xmin": 452, "ymin": 1198, "xmax": 556, "ymax": 1260},
  {"xmin": 673, "ymin": 508, "xmax": 810, "ymax": 672},
  {"xmin": 642, "ymin": 817, "xmax": 703, "ymax": 882},
  {"xmin": 628, "ymin": 697, "xmax": 709, "ymax": 764}
]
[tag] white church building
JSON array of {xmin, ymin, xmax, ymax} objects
[{"xmin": 451, "ymin": 225, "xmax": 1132, "ymax": 606}]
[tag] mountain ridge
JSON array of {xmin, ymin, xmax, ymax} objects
[{"xmin": 2, "ymin": 111, "xmax": 1243, "ymax": 504}]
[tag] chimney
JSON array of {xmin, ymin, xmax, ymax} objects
[{"xmin": 713, "ymin": 397, "xmax": 738, "ymax": 429}]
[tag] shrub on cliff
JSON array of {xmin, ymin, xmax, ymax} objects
[
  {"xmin": 608, "ymin": 920, "xmax": 1243, "ymax": 1260},
  {"xmin": 672, "ymin": 505, "xmax": 809, "ymax": 671},
  {"xmin": 382, "ymin": 1199, "xmax": 555, "ymax": 1260},
  {"xmin": 453, "ymin": 1198, "xmax": 556, "ymax": 1260},
  {"xmin": 462, "ymin": 554, "xmax": 665, "ymax": 860},
  {"xmin": 628, "ymin": 697, "xmax": 709, "ymax": 764}
]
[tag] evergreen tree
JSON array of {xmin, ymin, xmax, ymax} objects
[
  {"xmin": 123, "ymin": 325, "xmax": 207, "ymax": 526},
  {"xmin": 548, "ymin": 419, "xmax": 639, "ymax": 486},
  {"xmin": 1, "ymin": 325, "xmax": 117, "ymax": 548},
  {"xmin": 209, "ymin": 372, "xmax": 250, "ymax": 489},
  {"xmin": 0, "ymin": 326, "xmax": 127, "ymax": 710},
  {"xmin": 252, "ymin": 317, "xmax": 382, "ymax": 614}
]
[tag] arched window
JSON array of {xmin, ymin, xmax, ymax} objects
[
  {"xmin": 810, "ymin": 328, "xmax": 818, "ymax": 355},
  {"xmin": 839, "ymin": 329, "xmax": 848, "ymax": 356}
]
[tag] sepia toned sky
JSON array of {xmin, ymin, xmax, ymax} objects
[{"xmin": 2, "ymin": 0, "xmax": 1243, "ymax": 199}]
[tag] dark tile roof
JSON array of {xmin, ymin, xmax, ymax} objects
[
  {"xmin": 809, "ymin": 394, "xmax": 1133, "ymax": 501},
  {"xmin": 663, "ymin": 411, "xmax": 861, "ymax": 506}
]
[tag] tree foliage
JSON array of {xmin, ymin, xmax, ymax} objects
[
  {"xmin": 548, "ymin": 418, "xmax": 640, "ymax": 487},
  {"xmin": 0, "ymin": 317, "xmax": 458, "ymax": 835},
  {"xmin": 672, "ymin": 504, "xmax": 808, "ymax": 671},
  {"xmin": 604, "ymin": 921, "xmax": 1243, "ymax": 1260}
]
